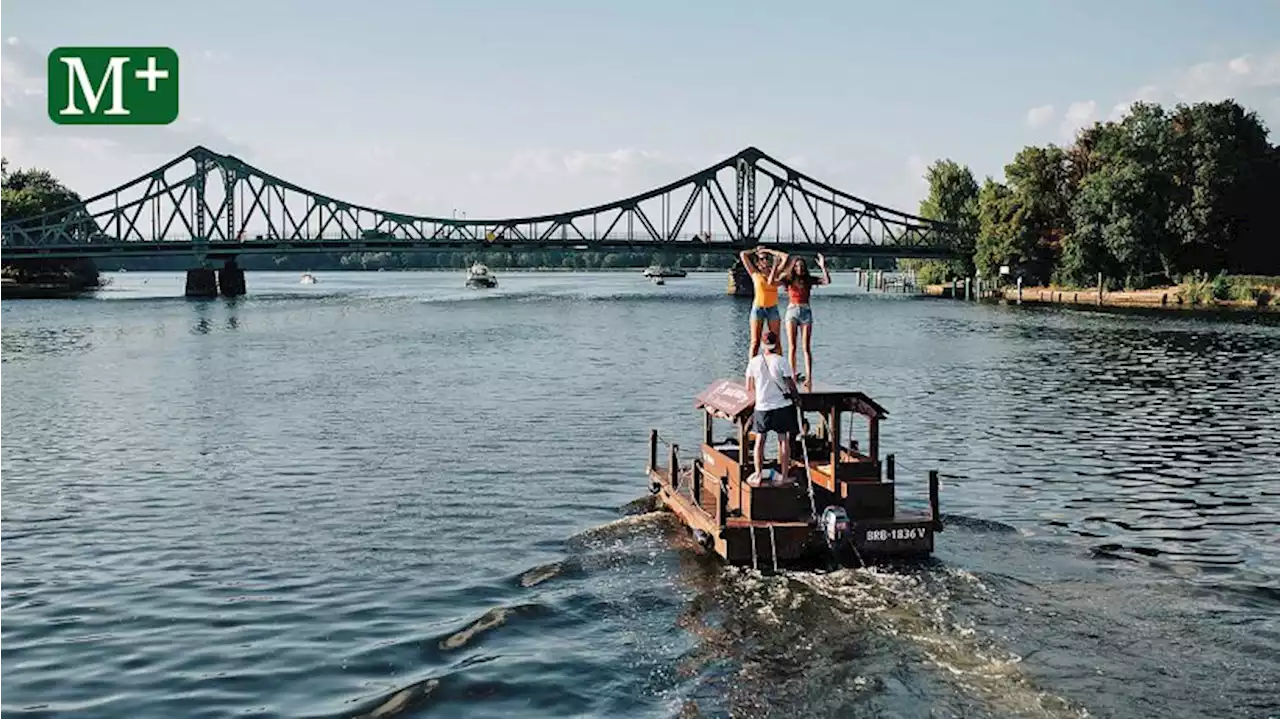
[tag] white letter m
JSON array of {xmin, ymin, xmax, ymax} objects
[{"xmin": 60, "ymin": 56, "xmax": 130, "ymax": 116}]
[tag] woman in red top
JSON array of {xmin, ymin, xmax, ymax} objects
[{"xmin": 779, "ymin": 254, "xmax": 831, "ymax": 384}]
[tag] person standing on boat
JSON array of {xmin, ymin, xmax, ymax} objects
[
  {"xmin": 744, "ymin": 330, "xmax": 801, "ymax": 486},
  {"xmin": 739, "ymin": 246, "xmax": 789, "ymax": 360},
  {"xmin": 779, "ymin": 254, "xmax": 831, "ymax": 385}
]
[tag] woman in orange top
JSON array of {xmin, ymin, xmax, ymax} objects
[
  {"xmin": 739, "ymin": 246, "xmax": 788, "ymax": 360},
  {"xmin": 779, "ymin": 254, "xmax": 830, "ymax": 384}
]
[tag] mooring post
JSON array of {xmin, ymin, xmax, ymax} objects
[
  {"xmin": 648, "ymin": 430, "xmax": 658, "ymax": 473},
  {"xmin": 692, "ymin": 459, "xmax": 703, "ymax": 504},
  {"xmin": 718, "ymin": 476, "xmax": 729, "ymax": 530},
  {"xmin": 669, "ymin": 444, "xmax": 679, "ymax": 490},
  {"xmin": 1097, "ymin": 272, "xmax": 1104, "ymax": 306},
  {"xmin": 1016, "ymin": 276, "xmax": 1023, "ymax": 304},
  {"xmin": 929, "ymin": 470, "xmax": 941, "ymax": 528},
  {"xmin": 886, "ymin": 453, "xmax": 895, "ymax": 482}
]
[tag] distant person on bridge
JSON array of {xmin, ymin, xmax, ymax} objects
[
  {"xmin": 740, "ymin": 245, "xmax": 788, "ymax": 360},
  {"xmin": 779, "ymin": 254, "xmax": 831, "ymax": 385}
]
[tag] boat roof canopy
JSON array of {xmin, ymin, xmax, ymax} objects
[{"xmin": 693, "ymin": 379, "xmax": 888, "ymax": 421}]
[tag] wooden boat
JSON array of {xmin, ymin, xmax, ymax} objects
[{"xmin": 646, "ymin": 380, "xmax": 942, "ymax": 570}]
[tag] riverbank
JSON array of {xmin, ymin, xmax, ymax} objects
[
  {"xmin": 923, "ymin": 283, "xmax": 1279, "ymax": 312},
  {"xmin": 2, "ymin": 259, "xmax": 104, "ymax": 299},
  {"xmin": 1, "ymin": 276, "xmax": 100, "ymax": 299}
]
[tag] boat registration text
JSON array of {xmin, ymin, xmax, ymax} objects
[{"xmin": 864, "ymin": 527, "xmax": 928, "ymax": 542}]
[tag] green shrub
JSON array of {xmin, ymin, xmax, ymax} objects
[
  {"xmin": 1211, "ymin": 272, "xmax": 1232, "ymax": 301},
  {"xmin": 1177, "ymin": 271, "xmax": 1214, "ymax": 306}
]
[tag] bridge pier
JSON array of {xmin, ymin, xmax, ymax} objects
[
  {"xmin": 726, "ymin": 259, "xmax": 753, "ymax": 298},
  {"xmin": 218, "ymin": 258, "xmax": 246, "ymax": 297},
  {"xmin": 184, "ymin": 268, "xmax": 219, "ymax": 298}
]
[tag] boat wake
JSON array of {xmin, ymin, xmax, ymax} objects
[
  {"xmin": 337, "ymin": 508, "xmax": 1090, "ymax": 719},
  {"xmin": 665, "ymin": 563, "xmax": 1092, "ymax": 718},
  {"xmin": 788, "ymin": 567, "xmax": 1089, "ymax": 719}
]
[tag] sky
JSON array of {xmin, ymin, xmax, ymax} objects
[{"xmin": 2, "ymin": 0, "xmax": 1279, "ymax": 221}]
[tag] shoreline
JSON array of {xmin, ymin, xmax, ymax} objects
[
  {"xmin": 1, "ymin": 277, "xmax": 98, "ymax": 299},
  {"xmin": 923, "ymin": 283, "xmax": 1278, "ymax": 314}
]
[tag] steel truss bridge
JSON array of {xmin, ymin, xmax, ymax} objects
[{"xmin": 1, "ymin": 146, "xmax": 965, "ymax": 261}]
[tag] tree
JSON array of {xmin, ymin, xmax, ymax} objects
[
  {"xmin": 974, "ymin": 178, "xmax": 1016, "ymax": 279},
  {"xmin": 974, "ymin": 145, "xmax": 1075, "ymax": 284},
  {"xmin": 917, "ymin": 159, "xmax": 979, "ymax": 279},
  {"xmin": 1054, "ymin": 104, "xmax": 1177, "ymax": 288},
  {"xmin": 1166, "ymin": 100, "xmax": 1276, "ymax": 276},
  {"xmin": 2, "ymin": 159, "xmax": 101, "ymax": 289}
]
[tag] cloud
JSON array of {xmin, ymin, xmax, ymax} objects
[
  {"xmin": 0, "ymin": 37, "xmax": 251, "ymax": 160},
  {"xmin": 1033, "ymin": 50, "xmax": 1280, "ymax": 137},
  {"xmin": 1059, "ymin": 100, "xmax": 1098, "ymax": 142},
  {"xmin": 906, "ymin": 155, "xmax": 929, "ymax": 187},
  {"xmin": 1173, "ymin": 51, "xmax": 1280, "ymax": 103},
  {"xmin": 1109, "ymin": 84, "xmax": 1162, "ymax": 121},
  {"xmin": 1102, "ymin": 51, "xmax": 1280, "ymax": 128},
  {"xmin": 1026, "ymin": 104, "xmax": 1056, "ymax": 129},
  {"xmin": 480, "ymin": 147, "xmax": 696, "ymax": 185}
]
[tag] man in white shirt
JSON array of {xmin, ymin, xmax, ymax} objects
[{"xmin": 744, "ymin": 330, "xmax": 801, "ymax": 485}]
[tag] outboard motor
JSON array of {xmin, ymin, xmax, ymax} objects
[{"xmin": 820, "ymin": 505, "xmax": 851, "ymax": 547}]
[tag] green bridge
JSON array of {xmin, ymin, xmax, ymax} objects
[{"xmin": 1, "ymin": 146, "xmax": 967, "ymax": 296}]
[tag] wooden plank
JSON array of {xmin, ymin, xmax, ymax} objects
[{"xmin": 694, "ymin": 380, "xmax": 753, "ymax": 420}]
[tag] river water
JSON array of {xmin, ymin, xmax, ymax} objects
[{"xmin": 2, "ymin": 271, "xmax": 1278, "ymax": 719}]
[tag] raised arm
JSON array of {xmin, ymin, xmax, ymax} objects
[
  {"xmin": 739, "ymin": 249, "xmax": 758, "ymax": 275},
  {"xmin": 816, "ymin": 253, "xmax": 832, "ymax": 285},
  {"xmin": 765, "ymin": 251, "xmax": 790, "ymax": 285}
]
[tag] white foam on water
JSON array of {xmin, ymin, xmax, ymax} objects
[{"xmin": 762, "ymin": 566, "xmax": 1091, "ymax": 719}]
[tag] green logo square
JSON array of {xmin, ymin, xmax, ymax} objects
[{"xmin": 47, "ymin": 47, "xmax": 179, "ymax": 125}]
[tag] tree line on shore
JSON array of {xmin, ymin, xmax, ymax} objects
[
  {"xmin": 1, "ymin": 159, "xmax": 101, "ymax": 288},
  {"xmin": 907, "ymin": 98, "xmax": 1280, "ymax": 291}
]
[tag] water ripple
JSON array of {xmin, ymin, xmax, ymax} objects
[{"xmin": 3, "ymin": 272, "xmax": 1278, "ymax": 718}]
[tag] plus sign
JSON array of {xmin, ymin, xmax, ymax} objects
[{"xmin": 134, "ymin": 56, "xmax": 169, "ymax": 93}]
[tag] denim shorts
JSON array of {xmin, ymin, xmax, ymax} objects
[
  {"xmin": 786, "ymin": 304, "xmax": 813, "ymax": 325},
  {"xmin": 751, "ymin": 305, "xmax": 781, "ymax": 322}
]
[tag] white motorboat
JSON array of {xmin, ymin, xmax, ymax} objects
[
  {"xmin": 642, "ymin": 264, "xmax": 686, "ymax": 279},
  {"xmin": 465, "ymin": 263, "xmax": 498, "ymax": 288},
  {"xmin": 300, "ymin": 272, "xmax": 317, "ymax": 284}
]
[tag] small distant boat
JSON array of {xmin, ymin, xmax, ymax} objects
[
  {"xmin": 652, "ymin": 277, "xmax": 666, "ymax": 286},
  {"xmin": 643, "ymin": 264, "xmax": 686, "ymax": 279},
  {"xmin": 465, "ymin": 262, "xmax": 498, "ymax": 289},
  {"xmin": 300, "ymin": 272, "xmax": 317, "ymax": 284}
]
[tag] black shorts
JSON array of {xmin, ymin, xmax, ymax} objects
[{"xmin": 753, "ymin": 405, "xmax": 799, "ymax": 435}]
